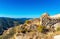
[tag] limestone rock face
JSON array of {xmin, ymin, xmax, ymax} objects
[
  {"xmin": 54, "ymin": 35, "xmax": 60, "ymax": 39},
  {"xmin": 40, "ymin": 13, "xmax": 60, "ymax": 27},
  {"xmin": 40, "ymin": 13, "xmax": 50, "ymax": 26},
  {"xmin": 54, "ymin": 23, "xmax": 60, "ymax": 30}
]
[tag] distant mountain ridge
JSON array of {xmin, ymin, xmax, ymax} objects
[
  {"xmin": 0, "ymin": 17, "xmax": 31, "ymax": 35},
  {"xmin": 50, "ymin": 14, "xmax": 60, "ymax": 19}
]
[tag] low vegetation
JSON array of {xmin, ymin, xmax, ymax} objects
[
  {"xmin": 56, "ymin": 27, "xmax": 60, "ymax": 31},
  {"xmin": 0, "ymin": 19, "xmax": 60, "ymax": 39}
]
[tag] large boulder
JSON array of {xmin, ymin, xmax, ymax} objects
[
  {"xmin": 54, "ymin": 35, "xmax": 60, "ymax": 39},
  {"xmin": 54, "ymin": 23, "xmax": 60, "ymax": 30}
]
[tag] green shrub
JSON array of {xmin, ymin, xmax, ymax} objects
[
  {"xmin": 0, "ymin": 36, "xmax": 2, "ymax": 39},
  {"xmin": 25, "ymin": 20, "xmax": 32, "ymax": 24},
  {"xmin": 37, "ymin": 25, "xmax": 46, "ymax": 33},
  {"xmin": 56, "ymin": 27, "xmax": 60, "ymax": 31}
]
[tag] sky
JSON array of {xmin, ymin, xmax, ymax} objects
[{"xmin": 0, "ymin": 0, "xmax": 60, "ymax": 18}]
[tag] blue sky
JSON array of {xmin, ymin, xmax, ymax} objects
[{"xmin": 0, "ymin": 0, "xmax": 60, "ymax": 18}]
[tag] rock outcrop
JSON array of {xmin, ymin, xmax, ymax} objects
[{"xmin": 40, "ymin": 13, "xmax": 60, "ymax": 27}]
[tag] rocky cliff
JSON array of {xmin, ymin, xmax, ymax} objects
[{"xmin": 40, "ymin": 13, "xmax": 60, "ymax": 27}]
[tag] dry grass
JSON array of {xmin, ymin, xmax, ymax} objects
[{"xmin": 45, "ymin": 31, "xmax": 60, "ymax": 39}]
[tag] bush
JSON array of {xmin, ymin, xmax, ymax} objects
[
  {"xmin": 0, "ymin": 36, "xmax": 2, "ymax": 39},
  {"xmin": 56, "ymin": 27, "xmax": 60, "ymax": 31},
  {"xmin": 25, "ymin": 20, "xmax": 32, "ymax": 24},
  {"xmin": 37, "ymin": 25, "xmax": 46, "ymax": 33}
]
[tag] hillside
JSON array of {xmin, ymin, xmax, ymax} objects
[{"xmin": 0, "ymin": 17, "xmax": 31, "ymax": 35}]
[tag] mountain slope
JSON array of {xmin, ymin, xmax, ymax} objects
[{"xmin": 0, "ymin": 17, "xmax": 31, "ymax": 35}]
